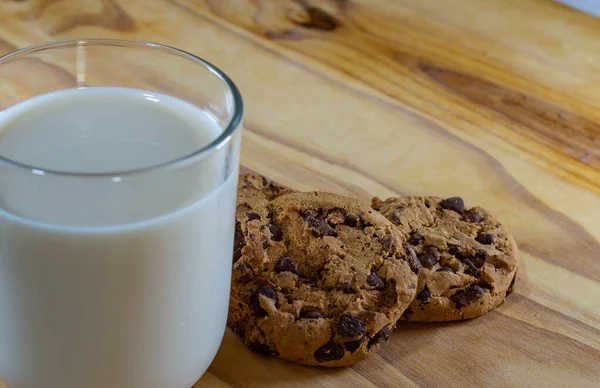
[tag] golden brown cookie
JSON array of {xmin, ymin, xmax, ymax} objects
[
  {"xmin": 229, "ymin": 190, "xmax": 420, "ymax": 366},
  {"xmin": 372, "ymin": 196, "xmax": 519, "ymax": 322},
  {"xmin": 233, "ymin": 173, "xmax": 296, "ymax": 263}
]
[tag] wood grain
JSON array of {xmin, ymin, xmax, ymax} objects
[{"xmin": 0, "ymin": 0, "xmax": 599, "ymax": 387}]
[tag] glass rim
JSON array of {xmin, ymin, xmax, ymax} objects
[{"xmin": 0, "ymin": 38, "xmax": 243, "ymax": 178}]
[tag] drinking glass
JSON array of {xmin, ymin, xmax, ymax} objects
[{"xmin": 0, "ymin": 39, "xmax": 243, "ymax": 388}]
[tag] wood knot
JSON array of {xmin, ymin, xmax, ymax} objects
[{"xmin": 288, "ymin": 5, "xmax": 339, "ymax": 31}]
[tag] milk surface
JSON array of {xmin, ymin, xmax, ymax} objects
[{"xmin": 0, "ymin": 87, "xmax": 239, "ymax": 388}]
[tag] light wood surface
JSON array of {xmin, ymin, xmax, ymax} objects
[{"xmin": 1, "ymin": 0, "xmax": 599, "ymax": 387}]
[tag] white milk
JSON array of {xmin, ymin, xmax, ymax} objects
[{"xmin": 0, "ymin": 87, "xmax": 239, "ymax": 388}]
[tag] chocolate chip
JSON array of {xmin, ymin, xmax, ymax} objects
[
  {"xmin": 418, "ymin": 253, "xmax": 437, "ymax": 268},
  {"xmin": 381, "ymin": 235, "xmax": 394, "ymax": 251},
  {"xmin": 274, "ymin": 256, "xmax": 299, "ymax": 275},
  {"xmin": 476, "ymin": 233, "xmax": 494, "ymax": 245},
  {"xmin": 389, "ymin": 212, "xmax": 402, "ymax": 225},
  {"xmin": 344, "ymin": 214, "xmax": 359, "ymax": 227},
  {"xmin": 331, "ymin": 207, "xmax": 347, "ymax": 215},
  {"xmin": 341, "ymin": 283, "xmax": 356, "ymax": 294},
  {"xmin": 268, "ymin": 224, "xmax": 282, "ymax": 241},
  {"xmin": 417, "ymin": 285, "xmax": 431, "ymax": 303},
  {"xmin": 301, "ymin": 209, "xmax": 319, "ymax": 219},
  {"xmin": 233, "ymin": 262, "xmax": 253, "ymax": 282},
  {"xmin": 380, "ymin": 280, "xmax": 398, "ymax": 307},
  {"xmin": 436, "ymin": 267, "xmax": 455, "ymax": 273},
  {"xmin": 259, "ymin": 285, "xmax": 277, "ymax": 300},
  {"xmin": 369, "ymin": 326, "xmax": 392, "ymax": 348},
  {"xmin": 475, "ymin": 249, "xmax": 489, "ymax": 260},
  {"xmin": 465, "ymin": 209, "xmax": 483, "ymax": 223},
  {"xmin": 403, "ymin": 307, "xmax": 413, "ymax": 319},
  {"xmin": 252, "ymin": 284, "xmax": 277, "ymax": 317},
  {"xmin": 423, "ymin": 246, "xmax": 439, "ymax": 256},
  {"xmin": 300, "ymin": 311, "xmax": 323, "ymax": 319},
  {"xmin": 453, "ymin": 251, "xmax": 467, "ymax": 262},
  {"xmin": 452, "ymin": 285, "xmax": 485, "ymax": 308},
  {"xmin": 261, "ymin": 176, "xmax": 269, "ymax": 186},
  {"xmin": 344, "ymin": 338, "xmax": 363, "ymax": 353},
  {"xmin": 472, "ymin": 249, "xmax": 489, "ymax": 267},
  {"xmin": 314, "ymin": 341, "xmax": 344, "ymax": 362},
  {"xmin": 448, "ymin": 244, "xmax": 461, "ymax": 255},
  {"xmin": 463, "ymin": 259, "xmax": 479, "ymax": 276},
  {"xmin": 367, "ymin": 272, "xmax": 385, "ymax": 290},
  {"xmin": 410, "ymin": 233, "xmax": 425, "ymax": 246},
  {"xmin": 247, "ymin": 212, "xmax": 260, "ymax": 221},
  {"xmin": 454, "ymin": 248, "xmax": 485, "ymax": 268},
  {"xmin": 338, "ymin": 314, "xmax": 366, "ymax": 337},
  {"xmin": 440, "ymin": 197, "xmax": 465, "ymax": 213},
  {"xmin": 233, "ymin": 222, "xmax": 245, "ymax": 263},
  {"xmin": 249, "ymin": 342, "xmax": 277, "ymax": 356},
  {"xmin": 404, "ymin": 244, "xmax": 422, "ymax": 272},
  {"xmin": 306, "ymin": 215, "xmax": 337, "ymax": 237},
  {"xmin": 477, "ymin": 280, "xmax": 492, "ymax": 290}
]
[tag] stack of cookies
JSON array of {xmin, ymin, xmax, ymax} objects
[{"xmin": 228, "ymin": 174, "xmax": 519, "ymax": 367}]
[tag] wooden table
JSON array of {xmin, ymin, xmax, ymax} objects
[{"xmin": 1, "ymin": 0, "xmax": 599, "ymax": 387}]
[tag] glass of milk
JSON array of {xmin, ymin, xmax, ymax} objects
[{"xmin": 0, "ymin": 39, "xmax": 242, "ymax": 388}]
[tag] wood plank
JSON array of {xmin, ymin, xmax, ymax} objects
[{"xmin": 0, "ymin": 0, "xmax": 598, "ymax": 387}]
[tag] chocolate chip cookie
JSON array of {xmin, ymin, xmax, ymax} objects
[
  {"xmin": 233, "ymin": 173, "xmax": 296, "ymax": 263},
  {"xmin": 372, "ymin": 196, "xmax": 518, "ymax": 322},
  {"xmin": 229, "ymin": 190, "xmax": 419, "ymax": 366}
]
